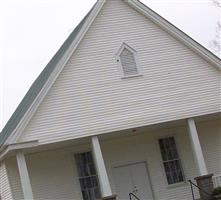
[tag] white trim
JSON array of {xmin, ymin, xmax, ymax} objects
[
  {"xmin": 4, "ymin": 0, "xmax": 106, "ymax": 145},
  {"xmin": 115, "ymin": 42, "xmax": 137, "ymax": 56},
  {"xmin": 0, "ymin": 140, "xmax": 39, "ymax": 162},
  {"xmin": 16, "ymin": 151, "xmax": 34, "ymax": 200},
  {"xmin": 116, "ymin": 42, "xmax": 142, "ymax": 78},
  {"xmin": 127, "ymin": 0, "xmax": 221, "ymax": 71},
  {"xmin": 8, "ymin": 140, "xmax": 39, "ymax": 150},
  {"xmin": 187, "ymin": 118, "xmax": 208, "ymax": 176},
  {"xmin": 91, "ymin": 136, "xmax": 112, "ymax": 198}
]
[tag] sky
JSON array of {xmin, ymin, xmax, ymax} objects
[{"xmin": 0, "ymin": 0, "xmax": 220, "ymax": 131}]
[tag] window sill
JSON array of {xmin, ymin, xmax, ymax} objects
[
  {"xmin": 121, "ymin": 74, "xmax": 143, "ymax": 79},
  {"xmin": 167, "ymin": 181, "xmax": 188, "ymax": 189}
]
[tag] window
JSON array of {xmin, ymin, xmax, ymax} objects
[
  {"xmin": 75, "ymin": 152, "xmax": 101, "ymax": 200},
  {"xmin": 116, "ymin": 43, "xmax": 140, "ymax": 77},
  {"xmin": 158, "ymin": 137, "xmax": 184, "ymax": 185}
]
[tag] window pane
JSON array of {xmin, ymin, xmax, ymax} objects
[
  {"xmin": 94, "ymin": 188, "xmax": 101, "ymax": 199},
  {"xmin": 80, "ymin": 179, "xmax": 86, "ymax": 189},
  {"xmin": 82, "ymin": 190, "xmax": 89, "ymax": 200},
  {"xmin": 89, "ymin": 163, "xmax": 96, "ymax": 175}
]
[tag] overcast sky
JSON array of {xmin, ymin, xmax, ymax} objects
[{"xmin": 0, "ymin": 0, "xmax": 220, "ymax": 131}]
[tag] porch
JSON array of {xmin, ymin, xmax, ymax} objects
[{"xmin": 4, "ymin": 116, "xmax": 221, "ymax": 200}]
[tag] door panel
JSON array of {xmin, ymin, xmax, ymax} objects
[
  {"xmin": 131, "ymin": 163, "xmax": 154, "ymax": 199},
  {"xmin": 113, "ymin": 162, "xmax": 154, "ymax": 200},
  {"xmin": 113, "ymin": 165, "xmax": 133, "ymax": 199}
]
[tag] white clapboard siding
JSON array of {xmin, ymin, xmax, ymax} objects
[
  {"xmin": 0, "ymin": 162, "xmax": 13, "ymax": 200},
  {"xmin": 25, "ymin": 149, "xmax": 82, "ymax": 200},
  {"xmin": 197, "ymin": 119, "xmax": 221, "ymax": 176},
  {"xmin": 6, "ymin": 158, "xmax": 24, "ymax": 200},
  {"xmin": 19, "ymin": 0, "xmax": 220, "ymax": 144}
]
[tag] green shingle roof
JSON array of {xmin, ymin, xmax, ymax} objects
[{"xmin": 0, "ymin": 5, "xmax": 94, "ymax": 147}]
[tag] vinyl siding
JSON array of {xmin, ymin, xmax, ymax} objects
[
  {"xmin": 197, "ymin": 119, "xmax": 221, "ymax": 175},
  {"xmin": 26, "ymin": 148, "xmax": 83, "ymax": 200},
  {"xmin": 0, "ymin": 162, "xmax": 13, "ymax": 200},
  {"xmin": 9, "ymin": 120, "xmax": 221, "ymax": 200},
  {"xmin": 6, "ymin": 158, "xmax": 24, "ymax": 200},
  {"xmin": 19, "ymin": 0, "xmax": 220, "ymax": 144}
]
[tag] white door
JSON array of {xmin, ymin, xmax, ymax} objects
[{"xmin": 113, "ymin": 162, "xmax": 154, "ymax": 200}]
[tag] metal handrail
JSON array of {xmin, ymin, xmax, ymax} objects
[
  {"xmin": 129, "ymin": 192, "xmax": 141, "ymax": 200},
  {"xmin": 188, "ymin": 180, "xmax": 211, "ymax": 200}
]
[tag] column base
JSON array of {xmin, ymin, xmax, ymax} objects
[
  {"xmin": 194, "ymin": 173, "xmax": 214, "ymax": 200},
  {"xmin": 102, "ymin": 194, "xmax": 117, "ymax": 200}
]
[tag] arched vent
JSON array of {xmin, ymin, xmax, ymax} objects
[
  {"xmin": 120, "ymin": 48, "xmax": 138, "ymax": 76},
  {"xmin": 116, "ymin": 43, "xmax": 141, "ymax": 78}
]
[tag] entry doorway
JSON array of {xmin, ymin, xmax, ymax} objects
[{"xmin": 113, "ymin": 162, "xmax": 154, "ymax": 200}]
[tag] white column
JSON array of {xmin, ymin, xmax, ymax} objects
[
  {"xmin": 91, "ymin": 136, "xmax": 112, "ymax": 198},
  {"xmin": 16, "ymin": 151, "xmax": 34, "ymax": 200},
  {"xmin": 187, "ymin": 118, "xmax": 208, "ymax": 176}
]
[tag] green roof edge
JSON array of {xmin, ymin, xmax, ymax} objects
[{"xmin": 0, "ymin": 4, "xmax": 95, "ymax": 146}]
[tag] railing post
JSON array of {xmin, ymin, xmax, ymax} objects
[{"xmin": 189, "ymin": 180, "xmax": 195, "ymax": 200}]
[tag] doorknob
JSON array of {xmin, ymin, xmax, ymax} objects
[{"xmin": 132, "ymin": 186, "xmax": 138, "ymax": 193}]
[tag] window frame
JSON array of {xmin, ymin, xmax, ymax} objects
[
  {"xmin": 116, "ymin": 42, "xmax": 142, "ymax": 78},
  {"xmin": 158, "ymin": 136, "xmax": 186, "ymax": 186}
]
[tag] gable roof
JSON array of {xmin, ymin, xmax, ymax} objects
[
  {"xmin": 0, "ymin": 0, "xmax": 220, "ymax": 147},
  {"xmin": 0, "ymin": 3, "xmax": 95, "ymax": 147}
]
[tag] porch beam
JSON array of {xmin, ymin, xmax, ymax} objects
[
  {"xmin": 16, "ymin": 151, "xmax": 34, "ymax": 200},
  {"xmin": 91, "ymin": 136, "xmax": 112, "ymax": 198},
  {"xmin": 187, "ymin": 118, "xmax": 208, "ymax": 176}
]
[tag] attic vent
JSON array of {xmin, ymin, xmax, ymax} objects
[
  {"xmin": 117, "ymin": 43, "xmax": 141, "ymax": 78},
  {"xmin": 120, "ymin": 48, "xmax": 138, "ymax": 76}
]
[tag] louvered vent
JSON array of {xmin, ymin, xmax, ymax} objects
[{"xmin": 120, "ymin": 48, "xmax": 138, "ymax": 76}]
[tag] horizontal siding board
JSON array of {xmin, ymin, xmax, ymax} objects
[
  {"xmin": 6, "ymin": 158, "xmax": 24, "ymax": 200},
  {"xmin": 0, "ymin": 162, "xmax": 13, "ymax": 200},
  {"xmin": 197, "ymin": 120, "xmax": 221, "ymax": 175},
  {"xmin": 19, "ymin": 0, "xmax": 220, "ymax": 144}
]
